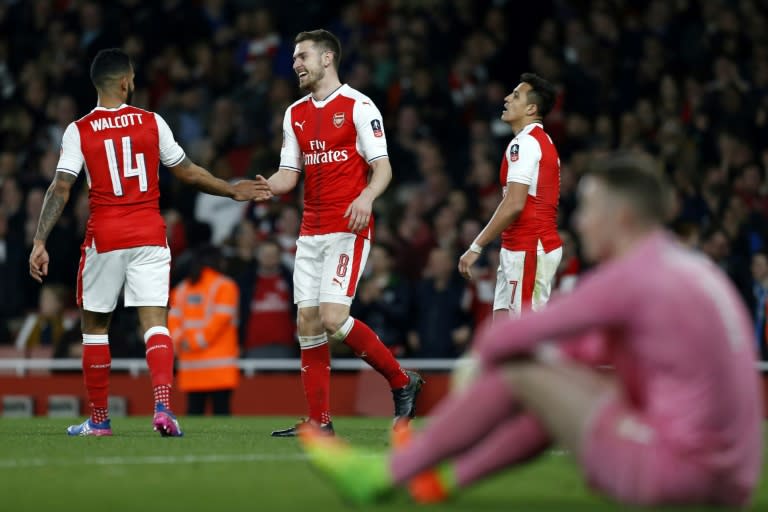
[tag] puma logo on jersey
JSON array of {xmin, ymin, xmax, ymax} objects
[
  {"xmin": 332, "ymin": 277, "xmax": 343, "ymax": 288},
  {"xmin": 294, "ymin": 120, "xmax": 306, "ymax": 132}
]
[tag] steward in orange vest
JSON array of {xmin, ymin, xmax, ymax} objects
[{"xmin": 169, "ymin": 246, "xmax": 240, "ymax": 415}]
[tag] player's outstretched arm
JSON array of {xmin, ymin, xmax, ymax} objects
[
  {"xmin": 267, "ymin": 168, "xmax": 301, "ymax": 196},
  {"xmin": 473, "ymin": 261, "xmax": 635, "ymax": 365},
  {"xmin": 30, "ymin": 171, "xmax": 77, "ymax": 283},
  {"xmin": 169, "ymin": 157, "xmax": 272, "ymax": 201},
  {"xmin": 345, "ymin": 157, "xmax": 392, "ymax": 233}
]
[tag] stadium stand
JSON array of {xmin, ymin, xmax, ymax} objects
[{"xmin": 0, "ymin": 0, "xmax": 767, "ymax": 365}]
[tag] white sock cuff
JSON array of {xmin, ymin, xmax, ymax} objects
[
  {"xmin": 82, "ymin": 334, "xmax": 109, "ymax": 345},
  {"xmin": 329, "ymin": 316, "xmax": 355, "ymax": 343},
  {"xmin": 144, "ymin": 326, "xmax": 170, "ymax": 343},
  {"xmin": 298, "ymin": 334, "xmax": 328, "ymax": 350}
]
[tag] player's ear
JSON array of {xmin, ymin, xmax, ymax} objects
[
  {"xmin": 526, "ymin": 103, "xmax": 538, "ymax": 117},
  {"xmin": 615, "ymin": 200, "xmax": 636, "ymax": 229}
]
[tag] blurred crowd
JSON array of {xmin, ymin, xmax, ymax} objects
[{"xmin": 1, "ymin": 0, "xmax": 768, "ymax": 360}]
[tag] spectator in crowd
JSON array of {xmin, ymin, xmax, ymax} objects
[
  {"xmin": 465, "ymin": 244, "xmax": 498, "ymax": 329},
  {"xmin": 0, "ymin": 208, "xmax": 25, "ymax": 341},
  {"xmin": 351, "ymin": 244, "xmax": 411, "ymax": 356},
  {"xmin": 408, "ymin": 247, "xmax": 472, "ymax": 358},
  {"xmin": 238, "ymin": 239, "xmax": 296, "ymax": 359},
  {"xmin": 701, "ymin": 226, "xmax": 736, "ymax": 278},
  {"xmin": 169, "ymin": 245, "xmax": 240, "ymax": 416},
  {"xmin": 223, "ymin": 219, "xmax": 258, "ymax": 280},
  {"xmin": 554, "ymin": 229, "xmax": 581, "ymax": 295},
  {"xmin": 274, "ymin": 204, "xmax": 300, "ymax": 271},
  {"xmin": 14, "ymin": 283, "xmax": 78, "ymax": 358},
  {"xmin": 0, "ymin": 1, "xmax": 767, "ymax": 364},
  {"xmin": 748, "ymin": 252, "xmax": 768, "ymax": 360}
]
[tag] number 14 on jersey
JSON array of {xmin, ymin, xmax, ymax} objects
[{"xmin": 104, "ymin": 136, "xmax": 147, "ymax": 196}]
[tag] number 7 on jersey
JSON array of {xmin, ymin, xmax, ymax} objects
[{"xmin": 104, "ymin": 136, "xmax": 147, "ymax": 196}]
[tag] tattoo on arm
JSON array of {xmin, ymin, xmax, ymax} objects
[{"xmin": 35, "ymin": 173, "xmax": 76, "ymax": 243}]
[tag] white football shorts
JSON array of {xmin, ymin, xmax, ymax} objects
[
  {"xmin": 77, "ymin": 243, "xmax": 171, "ymax": 312},
  {"xmin": 494, "ymin": 246, "xmax": 563, "ymax": 316},
  {"xmin": 294, "ymin": 233, "xmax": 370, "ymax": 308},
  {"xmin": 534, "ymin": 246, "xmax": 563, "ymax": 311},
  {"xmin": 493, "ymin": 248, "xmax": 537, "ymax": 315}
]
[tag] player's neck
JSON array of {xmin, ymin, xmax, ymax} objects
[
  {"xmin": 610, "ymin": 226, "xmax": 658, "ymax": 260},
  {"xmin": 97, "ymin": 94, "xmax": 126, "ymax": 109},
  {"xmin": 310, "ymin": 77, "xmax": 343, "ymax": 102},
  {"xmin": 510, "ymin": 118, "xmax": 542, "ymax": 135}
]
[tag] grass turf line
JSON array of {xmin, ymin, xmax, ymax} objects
[{"xmin": 0, "ymin": 417, "xmax": 765, "ymax": 512}]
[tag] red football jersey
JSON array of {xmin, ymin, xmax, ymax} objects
[
  {"xmin": 278, "ymin": 84, "xmax": 388, "ymax": 238},
  {"xmin": 57, "ymin": 105, "xmax": 185, "ymax": 252},
  {"xmin": 499, "ymin": 122, "xmax": 562, "ymax": 252}
]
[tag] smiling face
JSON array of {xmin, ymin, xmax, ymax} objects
[
  {"xmin": 501, "ymin": 82, "xmax": 535, "ymax": 124},
  {"xmin": 292, "ymin": 40, "xmax": 333, "ymax": 91}
]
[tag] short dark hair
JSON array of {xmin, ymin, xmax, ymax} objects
[
  {"xmin": 295, "ymin": 29, "xmax": 342, "ymax": 69},
  {"xmin": 520, "ymin": 72, "xmax": 556, "ymax": 118},
  {"xmin": 587, "ymin": 153, "xmax": 670, "ymax": 224},
  {"xmin": 90, "ymin": 48, "xmax": 132, "ymax": 90},
  {"xmin": 189, "ymin": 245, "xmax": 222, "ymax": 284}
]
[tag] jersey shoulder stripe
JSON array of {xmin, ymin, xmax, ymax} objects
[
  {"xmin": 287, "ymin": 94, "xmax": 312, "ymax": 113},
  {"xmin": 339, "ymin": 86, "xmax": 375, "ymax": 105}
]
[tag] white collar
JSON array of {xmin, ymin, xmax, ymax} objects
[
  {"xmin": 92, "ymin": 104, "xmax": 129, "ymax": 112},
  {"xmin": 310, "ymin": 84, "xmax": 347, "ymax": 108},
  {"xmin": 517, "ymin": 122, "xmax": 543, "ymax": 136}
]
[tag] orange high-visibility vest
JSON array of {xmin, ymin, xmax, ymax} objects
[{"xmin": 168, "ymin": 267, "xmax": 240, "ymax": 392}]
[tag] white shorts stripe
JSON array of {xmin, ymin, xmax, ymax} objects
[{"xmin": 293, "ymin": 233, "xmax": 371, "ymax": 307}]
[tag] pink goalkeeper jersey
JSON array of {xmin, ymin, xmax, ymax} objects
[{"xmin": 476, "ymin": 231, "xmax": 763, "ymax": 496}]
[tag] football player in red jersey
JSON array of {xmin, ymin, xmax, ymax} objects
[
  {"xmin": 458, "ymin": 73, "xmax": 562, "ymax": 319},
  {"xmin": 264, "ymin": 30, "xmax": 423, "ymax": 437},
  {"xmin": 28, "ymin": 48, "xmax": 271, "ymax": 437}
]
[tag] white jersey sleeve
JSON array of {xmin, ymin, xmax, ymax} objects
[
  {"xmin": 353, "ymin": 98, "xmax": 388, "ymax": 163},
  {"xmin": 279, "ymin": 107, "xmax": 302, "ymax": 172},
  {"xmin": 56, "ymin": 122, "xmax": 84, "ymax": 177},
  {"xmin": 506, "ymin": 134, "xmax": 541, "ymax": 186},
  {"xmin": 154, "ymin": 113, "xmax": 186, "ymax": 167}
]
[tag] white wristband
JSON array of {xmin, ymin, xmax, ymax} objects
[{"xmin": 469, "ymin": 242, "xmax": 483, "ymax": 254}]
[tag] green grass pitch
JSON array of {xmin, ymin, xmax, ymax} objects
[{"xmin": 0, "ymin": 417, "xmax": 765, "ymax": 512}]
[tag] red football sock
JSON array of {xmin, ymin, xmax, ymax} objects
[
  {"xmin": 82, "ymin": 335, "xmax": 111, "ymax": 423},
  {"xmin": 153, "ymin": 384, "xmax": 172, "ymax": 410},
  {"xmin": 300, "ymin": 337, "xmax": 331, "ymax": 425},
  {"xmin": 145, "ymin": 327, "xmax": 175, "ymax": 409},
  {"xmin": 343, "ymin": 318, "xmax": 408, "ymax": 389}
]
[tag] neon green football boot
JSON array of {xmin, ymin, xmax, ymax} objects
[{"xmin": 299, "ymin": 425, "xmax": 394, "ymax": 505}]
